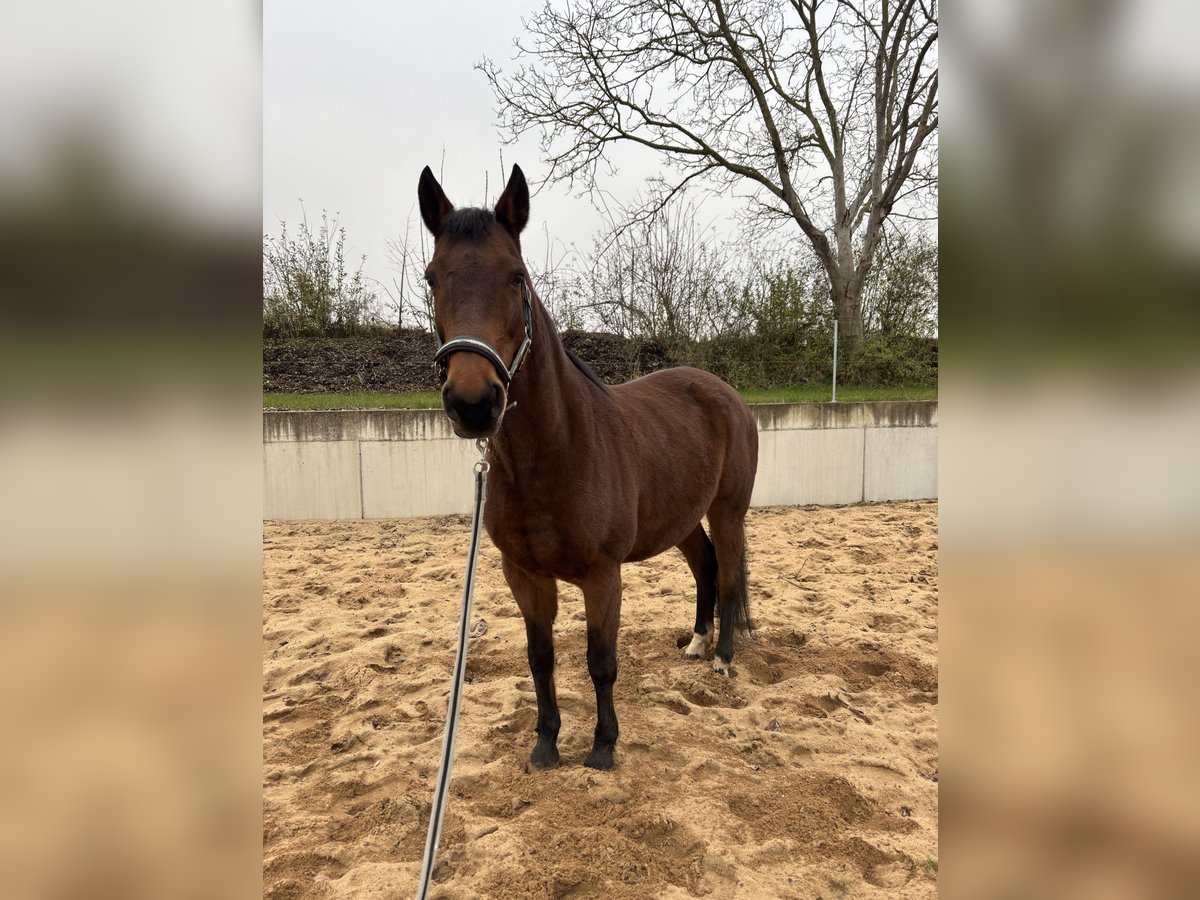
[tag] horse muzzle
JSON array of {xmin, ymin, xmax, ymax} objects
[{"xmin": 443, "ymin": 381, "xmax": 506, "ymax": 438}]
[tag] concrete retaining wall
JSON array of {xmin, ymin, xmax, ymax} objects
[{"xmin": 263, "ymin": 401, "xmax": 937, "ymax": 520}]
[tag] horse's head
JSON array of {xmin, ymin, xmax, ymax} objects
[{"xmin": 419, "ymin": 164, "xmax": 531, "ymax": 439}]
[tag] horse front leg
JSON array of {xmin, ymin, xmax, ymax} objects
[
  {"xmin": 502, "ymin": 557, "xmax": 560, "ymax": 769},
  {"xmin": 580, "ymin": 564, "xmax": 622, "ymax": 770}
]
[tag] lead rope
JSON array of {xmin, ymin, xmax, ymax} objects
[{"xmin": 416, "ymin": 438, "xmax": 489, "ymax": 900}]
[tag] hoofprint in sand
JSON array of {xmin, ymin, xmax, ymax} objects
[{"xmin": 264, "ymin": 501, "xmax": 938, "ymax": 899}]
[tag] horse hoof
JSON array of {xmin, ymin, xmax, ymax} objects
[
  {"xmin": 583, "ymin": 746, "xmax": 615, "ymax": 771},
  {"xmin": 713, "ymin": 658, "xmax": 731, "ymax": 677},
  {"xmin": 682, "ymin": 632, "xmax": 710, "ymax": 659},
  {"xmin": 528, "ymin": 744, "xmax": 560, "ymax": 770}
]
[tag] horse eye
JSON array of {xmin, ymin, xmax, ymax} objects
[
  {"xmin": 510, "ymin": 273, "xmax": 524, "ymax": 286},
  {"xmin": 424, "ymin": 275, "xmax": 436, "ymax": 289}
]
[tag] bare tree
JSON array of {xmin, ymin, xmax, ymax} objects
[
  {"xmin": 383, "ymin": 216, "xmax": 436, "ymax": 332},
  {"xmin": 481, "ymin": 0, "xmax": 938, "ymax": 354},
  {"xmin": 579, "ymin": 199, "xmax": 740, "ymax": 343},
  {"xmin": 526, "ymin": 219, "xmax": 587, "ymax": 332}
]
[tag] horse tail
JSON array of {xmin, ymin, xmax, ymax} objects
[{"xmin": 729, "ymin": 547, "xmax": 753, "ymax": 635}]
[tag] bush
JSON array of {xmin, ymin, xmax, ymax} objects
[
  {"xmin": 840, "ymin": 333, "xmax": 937, "ymax": 387},
  {"xmin": 263, "ymin": 209, "xmax": 377, "ymax": 338}
]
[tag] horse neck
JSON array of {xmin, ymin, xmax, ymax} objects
[{"xmin": 490, "ymin": 299, "xmax": 590, "ymax": 474}]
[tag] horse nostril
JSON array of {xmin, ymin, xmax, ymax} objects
[
  {"xmin": 441, "ymin": 387, "xmax": 460, "ymax": 420},
  {"xmin": 444, "ymin": 382, "xmax": 503, "ymax": 434}
]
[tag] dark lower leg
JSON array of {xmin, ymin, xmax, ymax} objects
[
  {"xmin": 504, "ymin": 559, "xmax": 560, "ymax": 770},
  {"xmin": 525, "ymin": 618, "xmax": 560, "ymax": 768},
  {"xmin": 678, "ymin": 525, "xmax": 718, "ymax": 658},
  {"xmin": 709, "ymin": 514, "xmax": 748, "ymax": 675},
  {"xmin": 581, "ymin": 566, "xmax": 622, "ymax": 770},
  {"xmin": 584, "ymin": 631, "xmax": 618, "ymax": 770},
  {"xmin": 714, "ymin": 585, "xmax": 737, "ymax": 673}
]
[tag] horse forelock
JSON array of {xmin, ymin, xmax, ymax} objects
[{"xmin": 443, "ymin": 207, "xmax": 496, "ymax": 242}]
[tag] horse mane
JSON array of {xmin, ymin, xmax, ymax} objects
[
  {"xmin": 564, "ymin": 347, "xmax": 611, "ymax": 395},
  {"xmin": 443, "ymin": 208, "xmax": 495, "ymax": 241},
  {"xmin": 537, "ymin": 307, "xmax": 611, "ymax": 394}
]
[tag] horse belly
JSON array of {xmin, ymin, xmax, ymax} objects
[{"xmin": 625, "ymin": 465, "xmax": 719, "ymax": 562}]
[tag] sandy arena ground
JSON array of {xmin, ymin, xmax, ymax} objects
[{"xmin": 263, "ymin": 501, "xmax": 938, "ymax": 898}]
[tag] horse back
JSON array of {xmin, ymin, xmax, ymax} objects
[
  {"xmin": 612, "ymin": 366, "xmax": 756, "ymax": 456},
  {"xmin": 609, "ymin": 367, "xmax": 758, "ymax": 559}
]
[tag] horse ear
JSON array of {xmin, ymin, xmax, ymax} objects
[
  {"xmin": 494, "ymin": 164, "xmax": 529, "ymax": 241},
  {"xmin": 418, "ymin": 166, "xmax": 454, "ymax": 237}
]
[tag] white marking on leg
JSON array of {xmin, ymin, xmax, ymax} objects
[
  {"xmin": 713, "ymin": 656, "xmax": 730, "ymax": 676},
  {"xmin": 683, "ymin": 631, "xmax": 708, "ymax": 659}
]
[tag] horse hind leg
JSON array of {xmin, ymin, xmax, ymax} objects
[
  {"xmin": 707, "ymin": 507, "xmax": 753, "ymax": 677},
  {"xmin": 677, "ymin": 523, "xmax": 717, "ymax": 660}
]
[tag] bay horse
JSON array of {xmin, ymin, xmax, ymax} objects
[{"xmin": 419, "ymin": 164, "xmax": 758, "ymax": 771}]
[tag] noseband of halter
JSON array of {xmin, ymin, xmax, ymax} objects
[{"xmin": 432, "ymin": 275, "xmax": 533, "ymax": 388}]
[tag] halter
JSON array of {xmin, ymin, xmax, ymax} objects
[{"xmin": 432, "ymin": 275, "xmax": 534, "ymax": 387}]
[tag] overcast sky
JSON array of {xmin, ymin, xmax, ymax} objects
[{"xmin": 264, "ymin": 0, "xmax": 711, "ymax": 299}]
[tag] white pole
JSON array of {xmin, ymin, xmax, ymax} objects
[{"xmin": 831, "ymin": 319, "xmax": 838, "ymax": 403}]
